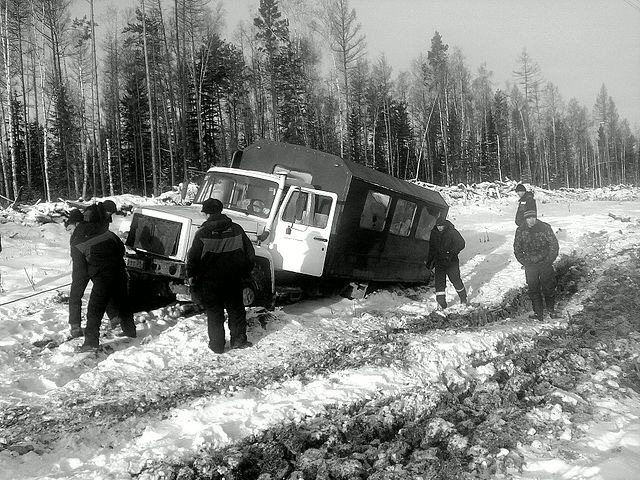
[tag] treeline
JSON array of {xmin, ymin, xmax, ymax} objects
[{"xmin": 0, "ymin": 0, "xmax": 638, "ymax": 203}]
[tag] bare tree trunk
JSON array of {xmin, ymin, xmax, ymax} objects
[
  {"xmin": 175, "ymin": 0, "xmax": 189, "ymax": 190},
  {"xmin": 30, "ymin": 0, "xmax": 42, "ymax": 189},
  {"xmin": 89, "ymin": 0, "xmax": 105, "ymax": 195},
  {"xmin": 77, "ymin": 64, "xmax": 88, "ymax": 198},
  {"xmin": 16, "ymin": 18, "xmax": 32, "ymax": 189},
  {"xmin": 519, "ymin": 108, "xmax": 531, "ymax": 181},
  {"xmin": 0, "ymin": 101, "xmax": 9, "ymax": 197},
  {"xmin": 438, "ymin": 97, "xmax": 449, "ymax": 184},
  {"xmin": 106, "ymin": 138, "xmax": 114, "ymax": 195},
  {"xmin": 1, "ymin": 3, "xmax": 18, "ymax": 198},
  {"xmin": 156, "ymin": 0, "xmax": 177, "ymax": 186},
  {"xmin": 141, "ymin": 0, "xmax": 158, "ymax": 195}
]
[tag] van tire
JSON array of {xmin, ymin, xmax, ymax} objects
[{"xmin": 242, "ymin": 284, "xmax": 257, "ymax": 306}]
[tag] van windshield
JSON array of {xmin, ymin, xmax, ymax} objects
[{"xmin": 195, "ymin": 172, "xmax": 279, "ymax": 218}]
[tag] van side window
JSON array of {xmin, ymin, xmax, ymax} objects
[
  {"xmin": 282, "ymin": 191, "xmax": 333, "ymax": 228},
  {"xmin": 415, "ymin": 208, "xmax": 438, "ymax": 240},
  {"xmin": 360, "ymin": 191, "xmax": 391, "ymax": 232},
  {"xmin": 390, "ymin": 199, "xmax": 416, "ymax": 236}
]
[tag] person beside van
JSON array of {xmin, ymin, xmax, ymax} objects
[
  {"xmin": 73, "ymin": 207, "xmax": 136, "ymax": 351},
  {"xmin": 428, "ymin": 216, "xmax": 468, "ymax": 309},
  {"xmin": 515, "ymin": 184, "xmax": 536, "ymax": 228},
  {"xmin": 65, "ymin": 209, "xmax": 87, "ymax": 338},
  {"xmin": 67, "ymin": 203, "xmax": 124, "ymax": 340},
  {"xmin": 187, "ymin": 198, "xmax": 255, "ymax": 353}
]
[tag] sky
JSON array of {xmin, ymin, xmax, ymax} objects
[
  {"xmin": 77, "ymin": 0, "xmax": 640, "ymax": 127},
  {"xmin": 2, "ymin": 186, "xmax": 640, "ymax": 478}
]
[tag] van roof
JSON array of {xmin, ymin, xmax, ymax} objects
[{"xmin": 239, "ymin": 140, "xmax": 448, "ymax": 209}]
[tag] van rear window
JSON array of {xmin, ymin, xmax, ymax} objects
[
  {"xmin": 415, "ymin": 208, "xmax": 438, "ymax": 240},
  {"xmin": 390, "ymin": 199, "xmax": 416, "ymax": 236},
  {"xmin": 126, "ymin": 213, "xmax": 182, "ymax": 257},
  {"xmin": 360, "ymin": 191, "xmax": 391, "ymax": 232}
]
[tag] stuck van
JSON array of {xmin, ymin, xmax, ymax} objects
[{"xmin": 123, "ymin": 140, "xmax": 448, "ymax": 310}]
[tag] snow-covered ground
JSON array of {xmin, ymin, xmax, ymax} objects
[{"xmin": 1, "ymin": 184, "xmax": 640, "ymax": 479}]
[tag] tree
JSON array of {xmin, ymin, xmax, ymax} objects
[
  {"xmin": 424, "ymin": 31, "xmax": 449, "ymax": 184},
  {"xmin": 254, "ymin": 0, "xmax": 290, "ymax": 140},
  {"xmin": 322, "ymin": 0, "xmax": 366, "ymax": 159}
]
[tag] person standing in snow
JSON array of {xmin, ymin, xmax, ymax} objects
[
  {"xmin": 513, "ymin": 209, "xmax": 560, "ymax": 321},
  {"xmin": 187, "ymin": 198, "xmax": 255, "ymax": 353},
  {"xmin": 428, "ymin": 216, "xmax": 468, "ymax": 309},
  {"xmin": 73, "ymin": 207, "xmax": 136, "ymax": 351},
  {"xmin": 66, "ymin": 203, "xmax": 123, "ymax": 339},
  {"xmin": 65, "ymin": 209, "xmax": 89, "ymax": 338},
  {"xmin": 514, "ymin": 183, "xmax": 537, "ymax": 228}
]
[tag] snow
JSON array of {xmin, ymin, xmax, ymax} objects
[{"xmin": 1, "ymin": 185, "xmax": 640, "ymax": 479}]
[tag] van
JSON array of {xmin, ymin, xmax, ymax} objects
[{"xmin": 123, "ymin": 140, "xmax": 448, "ymax": 310}]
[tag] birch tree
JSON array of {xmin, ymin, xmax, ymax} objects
[{"xmin": 322, "ymin": 0, "xmax": 365, "ymax": 159}]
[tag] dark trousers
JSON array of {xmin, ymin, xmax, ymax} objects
[
  {"xmin": 202, "ymin": 281, "xmax": 247, "ymax": 353},
  {"xmin": 69, "ymin": 272, "xmax": 89, "ymax": 327},
  {"xmin": 84, "ymin": 270, "xmax": 134, "ymax": 345},
  {"xmin": 524, "ymin": 262, "xmax": 556, "ymax": 317},
  {"xmin": 69, "ymin": 271, "xmax": 119, "ymax": 327},
  {"xmin": 434, "ymin": 258, "xmax": 466, "ymax": 308}
]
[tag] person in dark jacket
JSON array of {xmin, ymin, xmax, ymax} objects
[
  {"xmin": 513, "ymin": 209, "xmax": 560, "ymax": 321},
  {"xmin": 187, "ymin": 198, "xmax": 255, "ymax": 353},
  {"xmin": 65, "ymin": 209, "xmax": 88, "ymax": 338},
  {"xmin": 428, "ymin": 216, "xmax": 468, "ymax": 309},
  {"xmin": 67, "ymin": 204, "xmax": 123, "ymax": 339},
  {"xmin": 72, "ymin": 215, "xmax": 136, "ymax": 351},
  {"xmin": 515, "ymin": 183, "xmax": 537, "ymax": 227}
]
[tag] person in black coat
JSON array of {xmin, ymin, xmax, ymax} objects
[
  {"xmin": 66, "ymin": 203, "xmax": 123, "ymax": 339},
  {"xmin": 187, "ymin": 198, "xmax": 255, "ymax": 353},
  {"xmin": 72, "ymin": 213, "xmax": 136, "ymax": 350},
  {"xmin": 428, "ymin": 216, "xmax": 468, "ymax": 309},
  {"xmin": 515, "ymin": 183, "xmax": 537, "ymax": 227},
  {"xmin": 65, "ymin": 209, "xmax": 88, "ymax": 338}
]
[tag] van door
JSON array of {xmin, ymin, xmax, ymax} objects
[{"xmin": 273, "ymin": 187, "xmax": 338, "ymax": 276}]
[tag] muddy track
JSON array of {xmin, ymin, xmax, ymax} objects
[
  {"xmin": 145, "ymin": 254, "xmax": 640, "ymax": 480},
  {"xmin": 0, "ymin": 251, "xmax": 608, "ymax": 461}
]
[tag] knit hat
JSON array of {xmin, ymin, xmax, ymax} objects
[
  {"xmin": 202, "ymin": 198, "xmax": 223, "ymax": 214},
  {"xmin": 103, "ymin": 200, "xmax": 117, "ymax": 214},
  {"xmin": 515, "ymin": 183, "xmax": 526, "ymax": 193},
  {"xmin": 523, "ymin": 209, "xmax": 537, "ymax": 219},
  {"xmin": 64, "ymin": 209, "xmax": 84, "ymax": 228},
  {"xmin": 435, "ymin": 216, "xmax": 446, "ymax": 226}
]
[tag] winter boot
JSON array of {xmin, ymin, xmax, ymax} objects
[
  {"xmin": 69, "ymin": 325, "xmax": 83, "ymax": 339},
  {"xmin": 231, "ymin": 340, "xmax": 253, "ymax": 350},
  {"xmin": 529, "ymin": 297, "xmax": 544, "ymax": 321},
  {"xmin": 436, "ymin": 293, "xmax": 447, "ymax": 309},
  {"xmin": 548, "ymin": 309, "xmax": 562, "ymax": 319},
  {"xmin": 78, "ymin": 344, "xmax": 99, "ymax": 353},
  {"xmin": 78, "ymin": 338, "xmax": 99, "ymax": 352},
  {"xmin": 109, "ymin": 316, "xmax": 122, "ymax": 329},
  {"xmin": 544, "ymin": 295, "xmax": 561, "ymax": 319},
  {"xmin": 457, "ymin": 287, "xmax": 468, "ymax": 306},
  {"xmin": 208, "ymin": 344, "xmax": 225, "ymax": 354},
  {"xmin": 116, "ymin": 315, "xmax": 137, "ymax": 338}
]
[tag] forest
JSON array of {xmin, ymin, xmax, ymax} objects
[{"xmin": 0, "ymin": 0, "xmax": 638, "ymax": 203}]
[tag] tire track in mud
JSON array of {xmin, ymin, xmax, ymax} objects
[
  {"xmin": 146, "ymin": 253, "xmax": 640, "ymax": 480},
  {"xmin": 0, "ymin": 241, "xmax": 610, "ymax": 466}
]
